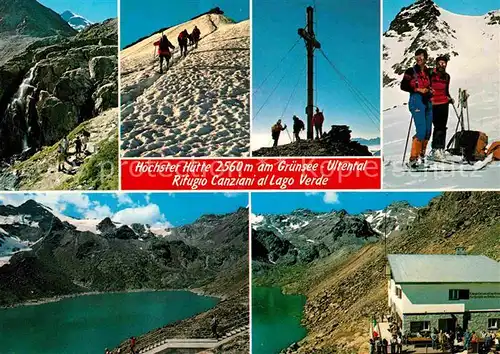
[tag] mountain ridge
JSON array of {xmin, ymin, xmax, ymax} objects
[{"xmin": 0, "ymin": 200, "xmax": 249, "ymax": 307}]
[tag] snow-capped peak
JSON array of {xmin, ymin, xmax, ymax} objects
[{"xmin": 60, "ymin": 10, "xmax": 93, "ymax": 31}]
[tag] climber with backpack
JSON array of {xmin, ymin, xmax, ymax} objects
[
  {"xmin": 400, "ymin": 48, "xmax": 434, "ymax": 169},
  {"xmin": 154, "ymin": 33, "xmax": 175, "ymax": 74},
  {"xmin": 292, "ymin": 115, "xmax": 305, "ymax": 142},
  {"xmin": 271, "ymin": 119, "xmax": 287, "ymax": 147},
  {"xmin": 429, "ymin": 55, "xmax": 453, "ymax": 161},
  {"xmin": 178, "ymin": 29, "xmax": 189, "ymax": 57}
]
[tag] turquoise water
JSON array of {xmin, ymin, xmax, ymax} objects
[
  {"xmin": 252, "ymin": 286, "xmax": 307, "ymax": 354},
  {"xmin": 0, "ymin": 291, "xmax": 218, "ymax": 354}
]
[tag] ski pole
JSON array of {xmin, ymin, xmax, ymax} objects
[
  {"xmin": 286, "ymin": 128, "xmax": 293, "ymax": 143},
  {"xmin": 402, "ymin": 115, "xmax": 413, "ymax": 167},
  {"xmin": 451, "ymin": 102, "xmax": 463, "ymax": 134}
]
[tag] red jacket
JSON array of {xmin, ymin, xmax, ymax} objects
[
  {"xmin": 401, "ymin": 65, "xmax": 431, "ymax": 93},
  {"xmin": 430, "ymin": 69, "xmax": 450, "ymax": 105},
  {"xmin": 312, "ymin": 112, "xmax": 324, "ymax": 126},
  {"xmin": 154, "ymin": 37, "xmax": 174, "ymax": 56}
]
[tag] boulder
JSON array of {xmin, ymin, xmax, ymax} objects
[
  {"xmin": 89, "ymin": 56, "xmax": 116, "ymax": 82},
  {"xmin": 53, "ymin": 68, "xmax": 93, "ymax": 107},
  {"xmin": 97, "ymin": 217, "xmax": 116, "ymax": 234},
  {"xmin": 93, "ymin": 82, "xmax": 117, "ymax": 114},
  {"xmin": 36, "ymin": 92, "xmax": 76, "ymax": 144}
]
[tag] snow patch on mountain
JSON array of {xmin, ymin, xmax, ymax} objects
[
  {"xmin": 0, "ymin": 215, "xmax": 39, "ymax": 227},
  {"xmin": 60, "ymin": 10, "xmax": 93, "ymax": 31}
]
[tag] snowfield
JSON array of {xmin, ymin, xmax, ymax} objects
[
  {"xmin": 383, "ymin": 5, "xmax": 500, "ymax": 189},
  {"xmin": 120, "ymin": 14, "xmax": 250, "ymax": 158}
]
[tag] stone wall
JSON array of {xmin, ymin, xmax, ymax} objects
[{"xmin": 403, "ymin": 312, "xmax": 500, "ymax": 335}]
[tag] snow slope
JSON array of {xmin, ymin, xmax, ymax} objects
[
  {"xmin": 120, "ymin": 14, "xmax": 250, "ymax": 157},
  {"xmin": 383, "ymin": 2, "xmax": 500, "ymax": 189}
]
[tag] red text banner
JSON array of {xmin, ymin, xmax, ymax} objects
[{"xmin": 121, "ymin": 158, "xmax": 381, "ymax": 190}]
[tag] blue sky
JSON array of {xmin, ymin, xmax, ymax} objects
[
  {"xmin": 384, "ymin": 0, "xmax": 500, "ymax": 31},
  {"xmin": 0, "ymin": 193, "xmax": 248, "ymax": 227},
  {"xmin": 252, "ymin": 192, "xmax": 440, "ymax": 215},
  {"xmin": 121, "ymin": 0, "xmax": 249, "ymax": 48},
  {"xmin": 252, "ymin": 0, "xmax": 380, "ymax": 148},
  {"xmin": 37, "ymin": 0, "xmax": 117, "ymax": 23}
]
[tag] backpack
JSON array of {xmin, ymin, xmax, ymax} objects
[
  {"xmin": 447, "ymin": 131, "xmax": 488, "ymax": 162},
  {"xmin": 486, "ymin": 141, "xmax": 500, "ymax": 160},
  {"xmin": 271, "ymin": 124, "xmax": 281, "ymax": 134},
  {"xmin": 298, "ymin": 119, "xmax": 305, "ymax": 130}
]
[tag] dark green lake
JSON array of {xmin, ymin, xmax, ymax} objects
[
  {"xmin": 0, "ymin": 291, "xmax": 218, "ymax": 354},
  {"xmin": 252, "ymin": 286, "xmax": 307, "ymax": 354}
]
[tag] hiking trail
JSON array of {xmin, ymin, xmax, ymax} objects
[
  {"xmin": 120, "ymin": 14, "xmax": 250, "ymax": 158},
  {"xmin": 4, "ymin": 108, "xmax": 117, "ymax": 190},
  {"xmin": 139, "ymin": 325, "xmax": 249, "ymax": 354}
]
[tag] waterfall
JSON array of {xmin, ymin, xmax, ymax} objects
[{"xmin": 6, "ymin": 64, "xmax": 37, "ymax": 152}]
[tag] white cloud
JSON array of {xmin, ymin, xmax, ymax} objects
[
  {"xmin": 112, "ymin": 204, "xmax": 172, "ymax": 228},
  {"xmin": 114, "ymin": 194, "xmax": 134, "ymax": 206},
  {"xmin": 304, "ymin": 192, "xmax": 320, "ymax": 196},
  {"xmin": 304, "ymin": 192, "xmax": 340, "ymax": 205},
  {"xmin": 323, "ymin": 192, "xmax": 340, "ymax": 204},
  {"xmin": 223, "ymin": 192, "xmax": 244, "ymax": 198},
  {"xmin": 0, "ymin": 194, "xmax": 173, "ymax": 230},
  {"xmin": 84, "ymin": 204, "xmax": 113, "ymax": 220},
  {"xmin": 0, "ymin": 193, "xmax": 91, "ymax": 213}
]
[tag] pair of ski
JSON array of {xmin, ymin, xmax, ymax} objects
[{"xmin": 402, "ymin": 154, "xmax": 493, "ymax": 172}]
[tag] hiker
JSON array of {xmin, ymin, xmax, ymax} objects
[
  {"xmin": 81, "ymin": 130, "xmax": 90, "ymax": 152},
  {"xmin": 312, "ymin": 107, "xmax": 325, "ymax": 139},
  {"xmin": 471, "ymin": 331, "xmax": 478, "ymax": 352},
  {"xmin": 292, "ymin": 115, "xmax": 305, "ymax": 142},
  {"xmin": 464, "ymin": 329, "xmax": 471, "ymax": 351},
  {"xmin": 390, "ymin": 336, "xmax": 396, "ymax": 354},
  {"xmin": 57, "ymin": 137, "xmax": 68, "ymax": 172},
  {"xmin": 375, "ymin": 337, "xmax": 382, "ymax": 354},
  {"xmin": 178, "ymin": 29, "xmax": 189, "ymax": 57},
  {"xmin": 271, "ymin": 119, "xmax": 287, "ymax": 147},
  {"xmin": 382, "ymin": 338, "xmax": 388, "ymax": 354},
  {"xmin": 130, "ymin": 336, "xmax": 136, "ymax": 354},
  {"xmin": 485, "ymin": 332, "xmax": 492, "ymax": 351},
  {"xmin": 401, "ymin": 48, "xmax": 433, "ymax": 168},
  {"xmin": 75, "ymin": 136, "xmax": 82, "ymax": 158},
  {"xmin": 191, "ymin": 26, "xmax": 201, "ymax": 48},
  {"xmin": 429, "ymin": 55, "xmax": 453, "ymax": 160},
  {"xmin": 154, "ymin": 33, "xmax": 175, "ymax": 74},
  {"xmin": 211, "ymin": 316, "xmax": 219, "ymax": 340},
  {"xmin": 448, "ymin": 331, "xmax": 455, "ymax": 353},
  {"xmin": 431, "ymin": 329, "xmax": 438, "ymax": 350}
]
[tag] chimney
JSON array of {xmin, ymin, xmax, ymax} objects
[{"xmin": 455, "ymin": 247, "xmax": 467, "ymax": 255}]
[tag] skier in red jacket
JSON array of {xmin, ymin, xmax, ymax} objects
[
  {"xmin": 153, "ymin": 33, "xmax": 175, "ymax": 74},
  {"xmin": 400, "ymin": 48, "xmax": 433, "ymax": 168},
  {"xmin": 429, "ymin": 55, "xmax": 453, "ymax": 161}
]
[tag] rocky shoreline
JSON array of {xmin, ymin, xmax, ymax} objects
[{"xmin": 0, "ymin": 287, "xmax": 222, "ymax": 310}]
